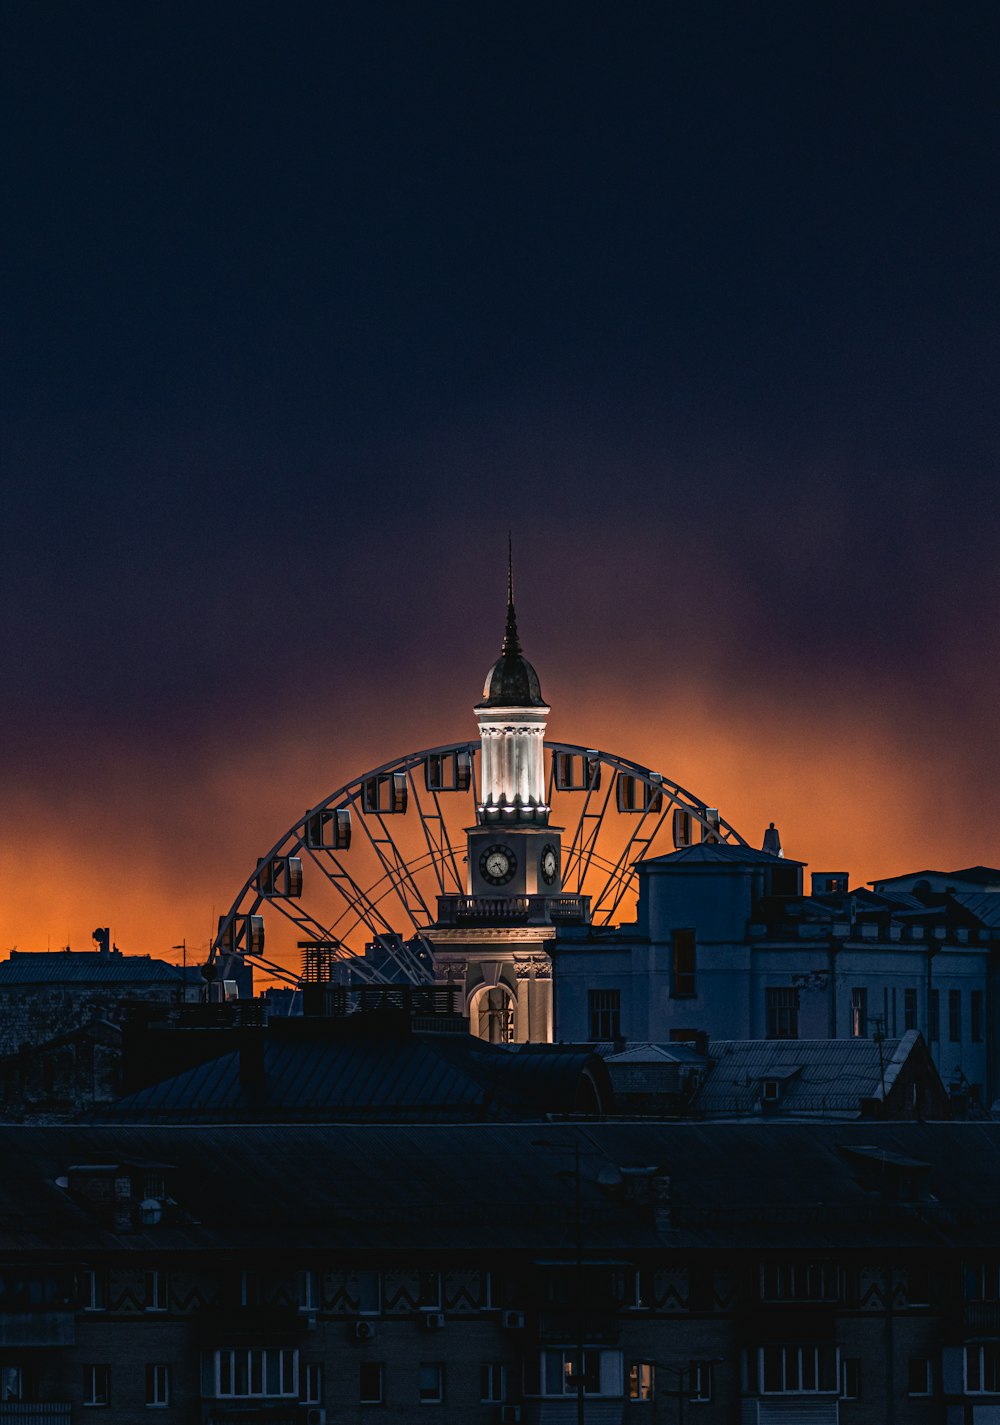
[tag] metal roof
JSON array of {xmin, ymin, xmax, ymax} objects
[
  {"xmin": 953, "ymin": 893, "xmax": 1000, "ymax": 929},
  {"xmin": 0, "ymin": 951, "xmax": 183, "ymax": 986},
  {"xmin": 693, "ymin": 1033, "xmax": 925, "ymax": 1117},
  {"xmin": 641, "ymin": 844, "xmax": 806, "ymax": 868},
  {"xmin": 91, "ymin": 1032, "xmax": 611, "ymax": 1123}
]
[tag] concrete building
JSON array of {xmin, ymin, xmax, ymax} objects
[
  {"xmin": 550, "ymin": 847, "xmax": 1000, "ymax": 1109},
  {"xmin": 1, "ymin": 1121, "xmax": 1000, "ymax": 1423}
]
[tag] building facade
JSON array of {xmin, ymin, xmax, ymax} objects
[
  {"xmin": 1, "ymin": 1123, "xmax": 1000, "ymax": 1424},
  {"xmin": 551, "ymin": 847, "xmax": 1000, "ymax": 1108}
]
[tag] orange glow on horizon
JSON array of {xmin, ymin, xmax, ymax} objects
[{"xmin": 2, "ymin": 668, "xmax": 994, "ymax": 985}]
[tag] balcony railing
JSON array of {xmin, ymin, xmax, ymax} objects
[
  {"xmin": 965, "ymin": 1302, "xmax": 1000, "ymax": 1332},
  {"xmin": 436, "ymin": 895, "xmax": 590, "ymax": 927}
]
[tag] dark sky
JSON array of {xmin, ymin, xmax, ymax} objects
[{"xmin": 2, "ymin": 2, "xmax": 998, "ymax": 957}]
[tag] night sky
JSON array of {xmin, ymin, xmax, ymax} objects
[{"xmin": 3, "ymin": 2, "xmax": 998, "ymax": 965}]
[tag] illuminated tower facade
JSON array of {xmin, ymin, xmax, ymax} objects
[
  {"xmin": 467, "ymin": 560, "xmax": 562, "ymax": 901},
  {"xmin": 426, "ymin": 553, "xmax": 589, "ymax": 1044}
]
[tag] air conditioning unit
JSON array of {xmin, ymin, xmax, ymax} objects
[
  {"xmin": 304, "ymin": 1410, "xmax": 326, "ymax": 1425},
  {"xmin": 500, "ymin": 1407, "xmax": 521, "ymax": 1424},
  {"xmin": 501, "ymin": 1309, "xmax": 525, "ymax": 1329},
  {"xmin": 354, "ymin": 1319, "xmax": 376, "ymax": 1342},
  {"xmin": 422, "ymin": 1311, "xmax": 445, "ymax": 1329}
]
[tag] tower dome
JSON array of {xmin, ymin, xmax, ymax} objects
[{"xmin": 477, "ymin": 602, "xmax": 546, "ymax": 709}]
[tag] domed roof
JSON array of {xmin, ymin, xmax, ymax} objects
[
  {"xmin": 475, "ymin": 551, "xmax": 548, "ymax": 710},
  {"xmin": 478, "ymin": 646, "xmax": 546, "ymax": 709}
]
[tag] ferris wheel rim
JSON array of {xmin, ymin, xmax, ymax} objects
[{"xmin": 210, "ymin": 738, "xmax": 747, "ymax": 969}]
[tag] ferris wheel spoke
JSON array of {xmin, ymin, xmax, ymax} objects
[
  {"xmin": 562, "ymin": 765, "xmax": 616, "ymax": 896},
  {"xmin": 405, "ymin": 769, "xmax": 467, "ymax": 899},
  {"xmin": 589, "ymin": 795, "xmax": 676, "ymax": 923},
  {"xmin": 303, "ymin": 845, "xmax": 400, "ymax": 941},
  {"xmin": 351, "ymin": 795, "xmax": 435, "ymax": 930}
]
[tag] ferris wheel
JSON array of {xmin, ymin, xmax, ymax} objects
[{"xmin": 208, "ymin": 739, "xmax": 746, "ymax": 987}]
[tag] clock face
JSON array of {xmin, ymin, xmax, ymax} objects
[
  {"xmin": 540, "ymin": 844, "xmax": 558, "ymax": 885},
  {"xmin": 480, "ymin": 844, "xmax": 516, "ymax": 886}
]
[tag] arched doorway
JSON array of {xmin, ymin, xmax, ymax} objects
[{"xmin": 471, "ymin": 984, "xmax": 516, "ymax": 1044}]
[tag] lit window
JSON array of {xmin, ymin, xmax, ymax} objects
[{"xmin": 629, "ymin": 1362, "xmax": 655, "ymax": 1401}]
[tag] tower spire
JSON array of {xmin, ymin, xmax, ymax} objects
[{"xmin": 501, "ymin": 531, "xmax": 521, "ymax": 656}]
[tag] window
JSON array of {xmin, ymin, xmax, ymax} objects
[
  {"xmin": 534, "ymin": 1349, "xmax": 623, "ymax": 1397},
  {"xmin": 239, "ymin": 1270, "xmax": 261, "ymax": 1307},
  {"xmin": 767, "ymin": 987, "xmax": 799, "ymax": 1040},
  {"xmin": 758, "ymin": 1345, "xmax": 839, "ymax": 1394},
  {"xmin": 358, "ymin": 1270, "xmax": 381, "ymax": 1315},
  {"xmin": 1, "ymin": 1369, "xmax": 23, "ymax": 1403},
  {"xmin": 761, "ymin": 1263, "xmax": 838, "ymax": 1302},
  {"xmin": 82, "ymin": 1269, "xmax": 106, "ymax": 1312},
  {"xmin": 145, "ymin": 1365, "xmax": 169, "ymax": 1408},
  {"xmin": 929, "ymin": 989, "xmax": 939, "ymax": 1042},
  {"xmin": 628, "ymin": 1362, "xmax": 655, "ymax": 1401},
  {"xmin": 588, "ymin": 989, "xmax": 621, "ymax": 1040},
  {"xmin": 144, "ymin": 1269, "xmax": 167, "ymax": 1312},
  {"xmin": 841, "ymin": 1359, "xmax": 861, "ymax": 1399},
  {"xmin": 949, "ymin": 989, "xmax": 962, "ymax": 1043},
  {"xmin": 213, "ymin": 1349, "xmax": 298, "ymax": 1398},
  {"xmin": 298, "ymin": 1270, "xmax": 318, "ymax": 1311},
  {"xmin": 972, "ymin": 990, "xmax": 983, "ymax": 1043},
  {"xmin": 908, "ymin": 1358, "xmax": 933, "ymax": 1395},
  {"xmin": 359, "ymin": 1362, "xmax": 383, "ymax": 1404},
  {"xmin": 84, "ymin": 1365, "xmax": 110, "ymax": 1407},
  {"xmin": 418, "ymin": 1271, "xmax": 442, "ymax": 1310},
  {"xmin": 965, "ymin": 1264, "xmax": 1000, "ymax": 1301},
  {"xmin": 966, "ymin": 1344, "xmax": 1000, "ymax": 1394},
  {"xmin": 620, "ymin": 1268, "xmax": 655, "ymax": 1310},
  {"xmin": 301, "ymin": 1363, "xmax": 322, "ymax": 1405},
  {"xmin": 904, "ymin": 988, "xmax": 917, "ymax": 1032},
  {"xmin": 419, "ymin": 1363, "xmax": 444, "ymax": 1404},
  {"xmin": 850, "ymin": 988, "xmax": 867, "ymax": 1038},
  {"xmin": 690, "ymin": 1361, "xmax": 713, "ymax": 1402},
  {"xmin": 671, "ymin": 930, "xmax": 697, "ymax": 998},
  {"xmin": 481, "ymin": 1364, "xmax": 506, "ymax": 1403}
]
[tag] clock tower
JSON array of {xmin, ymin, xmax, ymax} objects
[
  {"xmin": 426, "ymin": 546, "xmax": 589, "ymax": 1043},
  {"xmin": 467, "ymin": 550, "xmax": 562, "ymax": 899}
]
